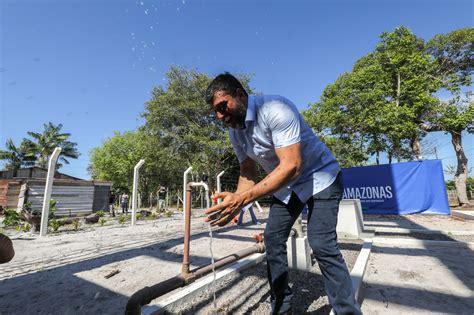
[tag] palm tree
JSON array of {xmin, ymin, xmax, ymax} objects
[
  {"xmin": 0, "ymin": 139, "xmax": 36, "ymax": 172},
  {"xmin": 25, "ymin": 122, "xmax": 80, "ymax": 169}
]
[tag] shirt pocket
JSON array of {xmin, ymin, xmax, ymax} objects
[{"xmin": 250, "ymin": 135, "xmax": 268, "ymax": 157}]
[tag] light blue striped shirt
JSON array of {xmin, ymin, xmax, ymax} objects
[{"xmin": 229, "ymin": 94, "xmax": 340, "ymax": 204}]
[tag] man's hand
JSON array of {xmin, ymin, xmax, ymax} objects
[{"xmin": 205, "ymin": 192, "xmax": 245, "ymax": 226}]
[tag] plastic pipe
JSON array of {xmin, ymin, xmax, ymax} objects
[
  {"xmin": 131, "ymin": 159, "xmax": 145, "ymax": 226},
  {"xmin": 39, "ymin": 147, "xmax": 62, "ymax": 237},
  {"xmin": 216, "ymin": 170, "xmax": 225, "ymax": 204}
]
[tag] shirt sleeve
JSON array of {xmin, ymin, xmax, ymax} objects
[
  {"xmin": 266, "ymin": 100, "xmax": 301, "ymax": 148},
  {"xmin": 229, "ymin": 130, "xmax": 248, "ymax": 163}
]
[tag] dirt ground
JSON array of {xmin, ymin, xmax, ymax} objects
[
  {"xmin": 0, "ymin": 210, "xmax": 267, "ymax": 315},
  {"xmin": 1, "ymin": 210, "xmax": 473, "ymax": 314}
]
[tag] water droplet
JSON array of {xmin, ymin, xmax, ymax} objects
[
  {"xmin": 140, "ymin": 1, "xmax": 144, "ymax": 5},
  {"xmin": 150, "ymin": 26, "xmax": 154, "ymax": 30},
  {"xmin": 131, "ymin": 32, "xmax": 135, "ymax": 36},
  {"xmin": 183, "ymin": 0, "xmax": 185, "ymax": 4},
  {"xmin": 177, "ymin": 7, "xmax": 180, "ymax": 11},
  {"xmin": 132, "ymin": 47, "xmax": 136, "ymax": 51},
  {"xmin": 144, "ymin": 9, "xmax": 148, "ymax": 14}
]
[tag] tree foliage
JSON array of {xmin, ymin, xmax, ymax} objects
[
  {"xmin": 304, "ymin": 26, "xmax": 473, "ymax": 205},
  {"xmin": 23, "ymin": 122, "xmax": 80, "ymax": 169},
  {"xmin": 141, "ymin": 66, "xmax": 252, "ymax": 191},
  {"xmin": 0, "ymin": 139, "xmax": 35, "ymax": 171},
  {"xmin": 90, "ymin": 66, "xmax": 254, "ymax": 201},
  {"xmin": 1, "ymin": 122, "xmax": 79, "ymax": 171},
  {"xmin": 89, "ymin": 131, "xmax": 147, "ymax": 194}
]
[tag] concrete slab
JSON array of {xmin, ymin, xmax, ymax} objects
[
  {"xmin": 375, "ymin": 226, "xmax": 474, "ymax": 236},
  {"xmin": 451, "ymin": 210, "xmax": 474, "ymax": 220},
  {"xmin": 337, "ymin": 199, "xmax": 365, "ymax": 239},
  {"xmin": 360, "ymin": 239, "xmax": 474, "ymax": 314},
  {"xmin": 287, "ymin": 236, "xmax": 312, "ymax": 271},
  {"xmin": 350, "ymin": 240, "xmax": 372, "ymax": 300},
  {"xmin": 363, "ymin": 213, "xmax": 474, "ymax": 231}
]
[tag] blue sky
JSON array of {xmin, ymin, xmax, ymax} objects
[{"xmin": 1, "ymin": 0, "xmax": 472, "ymax": 180}]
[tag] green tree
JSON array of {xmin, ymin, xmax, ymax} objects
[
  {"xmin": 0, "ymin": 139, "xmax": 36, "ymax": 172},
  {"xmin": 419, "ymin": 28, "xmax": 474, "ymax": 205},
  {"xmin": 302, "ymin": 73, "xmax": 369, "ymax": 167},
  {"xmin": 141, "ymin": 66, "xmax": 251, "ymax": 191},
  {"xmin": 374, "ymin": 27, "xmax": 440, "ymax": 160},
  {"xmin": 89, "ymin": 131, "xmax": 147, "ymax": 194},
  {"xmin": 23, "ymin": 122, "xmax": 80, "ymax": 169},
  {"xmin": 305, "ymin": 27, "xmax": 445, "ymax": 166}
]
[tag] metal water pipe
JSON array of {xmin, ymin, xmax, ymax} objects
[
  {"xmin": 131, "ymin": 159, "xmax": 145, "ymax": 226},
  {"xmin": 40, "ymin": 147, "xmax": 62, "ymax": 237},
  {"xmin": 124, "ymin": 182, "xmax": 265, "ymax": 315},
  {"xmin": 182, "ymin": 167, "xmax": 192, "ymax": 216}
]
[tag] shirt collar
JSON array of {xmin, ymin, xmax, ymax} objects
[{"xmin": 245, "ymin": 94, "xmax": 256, "ymax": 123}]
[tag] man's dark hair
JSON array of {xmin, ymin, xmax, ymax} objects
[{"xmin": 205, "ymin": 72, "xmax": 248, "ymax": 104}]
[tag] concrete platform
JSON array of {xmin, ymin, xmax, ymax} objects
[
  {"xmin": 451, "ymin": 210, "xmax": 474, "ymax": 220},
  {"xmin": 360, "ymin": 238, "xmax": 474, "ymax": 314}
]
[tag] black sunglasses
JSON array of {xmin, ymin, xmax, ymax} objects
[{"xmin": 213, "ymin": 100, "xmax": 228, "ymax": 114}]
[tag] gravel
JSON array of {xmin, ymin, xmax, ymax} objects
[{"xmin": 165, "ymin": 239, "xmax": 363, "ymax": 314}]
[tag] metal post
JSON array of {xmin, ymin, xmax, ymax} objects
[
  {"xmin": 132, "ymin": 159, "xmax": 145, "ymax": 226},
  {"xmin": 39, "ymin": 147, "xmax": 62, "ymax": 237},
  {"xmin": 216, "ymin": 170, "xmax": 224, "ymax": 204},
  {"xmin": 183, "ymin": 167, "xmax": 192, "ymax": 217}
]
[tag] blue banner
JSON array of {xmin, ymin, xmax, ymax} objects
[{"xmin": 341, "ymin": 160, "xmax": 450, "ymax": 215}]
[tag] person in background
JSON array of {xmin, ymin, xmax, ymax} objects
[
  {"xmin": 120, "ymin": 192, "xmax": 129, "ymax": 215},
  {"xmin": 109, "ymin": 193, "xmax": 116, "ymax": 217},
  {"xmin": 158, "ymin": 186, "xmax": 167, "ymax": 212}
]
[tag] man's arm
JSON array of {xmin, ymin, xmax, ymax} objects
[
  {"xmin": 205, "ymin": 142, "xmax": 302, "ymax": 226},
  {"xmin": 239, "ymin": 142, "xmax": 301, "ymax": 204},
  {"xmin": 235, "ymin": 157, "xmax": 258, "ymax": 193}
]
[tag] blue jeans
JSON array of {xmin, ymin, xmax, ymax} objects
[{"xmin": 264, "ymin": 172, "xmax": 361, "ymax": 314}]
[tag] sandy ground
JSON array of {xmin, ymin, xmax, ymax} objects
[
  {"xmin": 1, "ymin": 210, "xmax": 473, "ymax": 314},
  {"xmin": 0, "ymin": 211, "xmax": 266, "ymax": 315}
]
